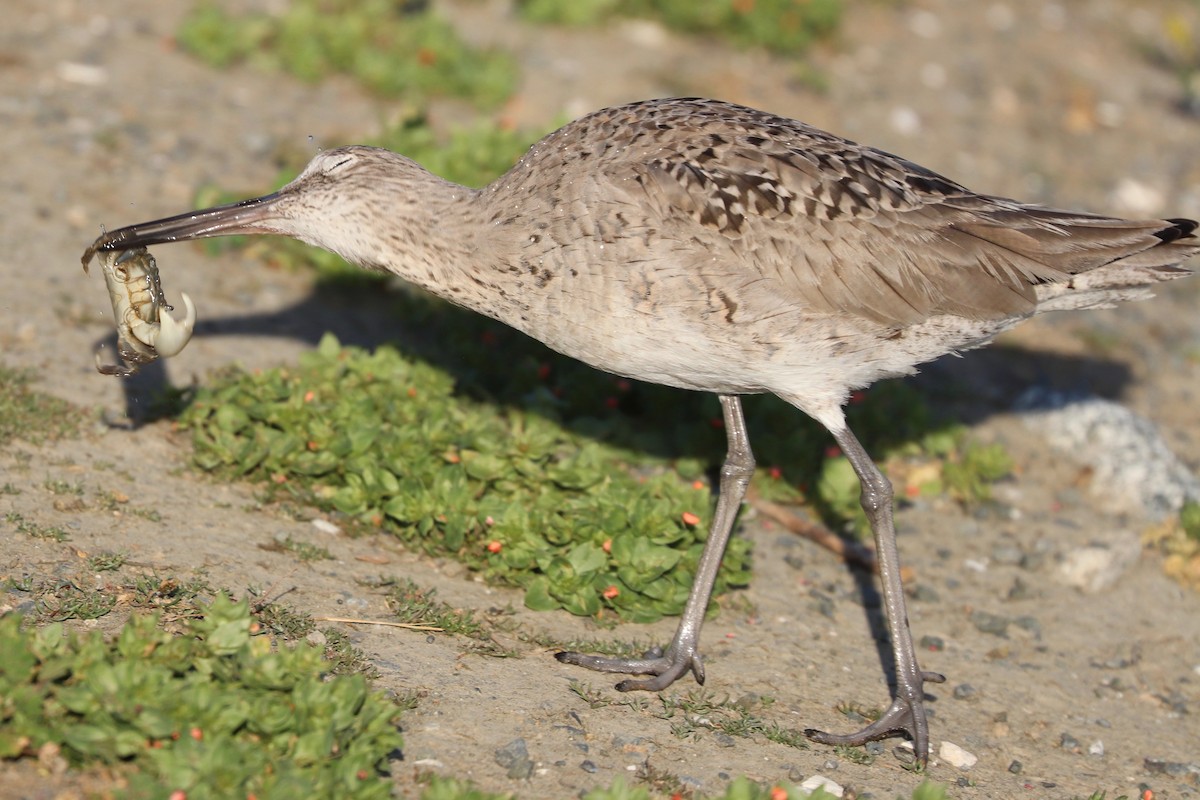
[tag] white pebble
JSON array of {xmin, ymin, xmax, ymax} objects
[
  {"xmin": 1110, "ymin": 178, "xmax": 1164, "ymax": 216},
  {"xmin": 1089, "ymin": 740, "xmax": 1105, "ymax": 757},
  {"xmin": 1057, "ymin": 535, "xmax": 1142, "ymax": 593},
  {"xmin": 800, "ymin": 775, "xmax": 844, "ymax": 798},
  {"xmin": 56, "ymin": 61, "xmax": 107, "ymax": 86},
  {"xmin": 623, "ymin": 20, "xmax": 667, "ymax": 47},
  {"xmin": 311, "ymin": 518, "xmax": 342, "ymax": 536},
  {"xmin": 938, "ymin": 741, "xmax": 979, "ymax": 769},
  {"xmin": 890, "ymin": 106, "xmax": 921, "ymax": 137}
]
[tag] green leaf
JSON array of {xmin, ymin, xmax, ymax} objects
[
  {"xmin": 523, "ymin": 577, "xmax": 560, "ymax": 612},
  {"xmin": 565, "ymin": 542, "xmax": 607, "ymax": 577}
]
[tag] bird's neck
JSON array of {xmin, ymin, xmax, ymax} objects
[{"xmin": 334, "ymin": 176, "xmax": 527, "ymax": 326}]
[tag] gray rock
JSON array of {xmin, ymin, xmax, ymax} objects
[
  {"xmin": 970, "ymin": 610, "xmax": 1010, "ymax": 637},
  {"xmin": 952, "ymin": 683, "xmax": 977, "ymax": 700},
  {"xmin": 919, "ymin": 634, "xmax": 946, "ymax": 651},
  {"xmin": 1016, "ymin": 390, "xmax": 1200, "ymax": 519},
  {"xmin": 494, "ymin": 738, "xmax": 533, "ymax": 780}
]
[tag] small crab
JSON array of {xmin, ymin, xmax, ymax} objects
[{"xmin": 81, "ymin": 244, "xmax": 195, "ymax": 376}]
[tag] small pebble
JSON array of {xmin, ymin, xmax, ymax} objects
[
  {"xmin": 57, "ymin": 61, "xmax": 108, "ymax": 86},
  {"xmin": 822, "ymin": 759, "xmax": 839, "ymax": 771},
  {"xmin": 952, "ymin": 683, "xmax": 977, "ymax": 700},
  {"xmin": 970, "ymin": 610, "xmax": 1010, "ymax": 637},
  {"xmin": 991, "ymin": 543, "xmax": 1023, "ymax": 565},
  {"xmin": 1057, "ymin": 537, "xmax": 1142, "ymax": 593},
  {"xmin": 1143, "ymin": 758, "xmax": 1200, "ymax": 778},
  {"xmin": 732, "ymin": 693, "xmax": 760, "ymax": 710},
  {"xmin": 800, "ymin": 775, "xmax": 844, "ymax": 798},
  {"xmin": 713, "ymin": 732, "xmax": 736, "ymax": 748},
  {"xmin": 1019, "ymin": 550, "xmax": 1046, "ymax": 571},
  {"xmin": 494, "ymin": 738, "xmax": 533, "ymax": 780},
  {"xmin": 580, "ymin": 759, "xmax": 597, "ymax": 773},
  {"xmin": 1088, "ymin": 740, "xmax": 1104, "ymax": 757},
  {"xmin": 1008, "ymin": 760, "xmax": 1023, "ymax": 774},
  {"xmin": 919, "ymin": 634, "xmax": 945, "ymax": 651},
  {"xmin": 810, "ymin": 593, "xmax": 836, "ymax": 619},
  {"xmin": 1091, "ymin": 653, "xmax": 1137, "ymax": 670},
  {"xmin": 1007, "ymin": 577, "xmax": 1034, "ymax": 601},
  {"xmin": 938, "ymin": 741, "xmax": 978, "ymax": 769},
  {"xmin": 908, "ymin": 583, "xmax": 940, "ymax": 602},
  {"xmin": 889, "ymin": 106, "xmax": 921, "ymax": 137},
  {"xmin": 1059, "ymin": 732, "xmax": 1081, "ymax": 752},
  {"xmin": 311, "ymin": 518, "xmax": 341, "ymax": 535},
  {"xmin": 1111, "ymin": 177, "xmax": 1165, "ymax": 216},
  {"xmin": 611, "ymin": 735, "xmax": 647, "ymax": 750}
]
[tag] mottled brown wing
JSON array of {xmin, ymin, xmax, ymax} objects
[{"xmin": 623, "ymin": 132, "xmax": 1191, "ymax": 326}]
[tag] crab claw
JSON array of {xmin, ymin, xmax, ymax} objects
[{"xmin": 151, "ymin": 292, "xmax": 196, "ymax": 356}]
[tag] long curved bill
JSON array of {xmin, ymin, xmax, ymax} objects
[{"xmin": 81, "ymin": 192, "xmax": 284, "ymax": 270}]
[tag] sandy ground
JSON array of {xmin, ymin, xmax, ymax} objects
[{"xmin": 2, "ymin": 1, "xmax": 1199, "ymax": 798}]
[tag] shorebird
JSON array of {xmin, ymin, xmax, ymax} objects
[{"xmin": 85, "ymin": 98, "xmax": 1197, "ymax": 762}]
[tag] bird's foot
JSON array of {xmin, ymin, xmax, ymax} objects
[
  {"xmin": 804, "ymin": 670, "xmax": 945, "ymax": 765},
  {"xmin": 555, "ymin": 645, "xmax": 705, "ymax": 692}
]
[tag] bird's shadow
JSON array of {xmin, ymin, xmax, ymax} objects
[{"xmin": 94, "ymin": 266, "xmax": 1139, "ymax": 696}]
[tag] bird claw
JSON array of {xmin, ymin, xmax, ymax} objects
[
  {"xmin": 804, "ymin": 670, "xmax": 945, "ymax": 765},
  {"xmin": 556, "ymin": 646, "xmax": 705, "ymax": 692}
]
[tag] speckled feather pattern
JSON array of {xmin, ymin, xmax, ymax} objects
[{"xmin": 271, "ymin": 98, "xmax": 1195, "ymax": 418}]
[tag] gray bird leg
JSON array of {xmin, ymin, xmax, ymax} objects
[
  {"xmin": 556, "ymin": 394, "xmax": 755, "ymax": 691},
  {"xmin": 804, "ymin": 423, "xmax": 945, "ymax": 764}
]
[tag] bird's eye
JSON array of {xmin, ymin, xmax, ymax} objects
[{"xmin": 326, "ymin": 156, "xmax": 354, "ymax": 174}]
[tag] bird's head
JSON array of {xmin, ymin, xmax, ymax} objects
[{"xmin": 82, "ymin": 145, "xmax": 439, "ymax": 271}]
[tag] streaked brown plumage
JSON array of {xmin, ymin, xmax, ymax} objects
[{"xmin": 85, "ymin": 97, "xmax": 1197, "ymax": 762}]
